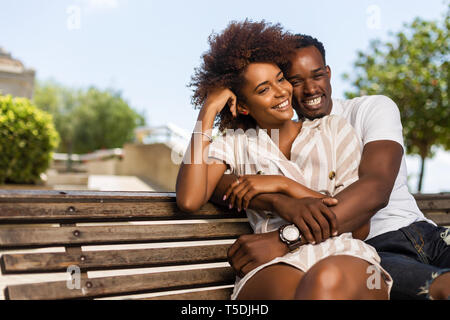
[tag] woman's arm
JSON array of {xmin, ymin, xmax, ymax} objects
[
  {"xmin": 175, "ymin": 88, "xmax": 236, "ymax": 213},
  {"xmin": 223, "ymin": 174, "xmax": 332, "ymax": 211}
]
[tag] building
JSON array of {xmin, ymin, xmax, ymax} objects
[{"xmin": 0, "ymin": 47, "xmax": 35, "ymax": 99}]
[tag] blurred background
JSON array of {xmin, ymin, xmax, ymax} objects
[{"xmin": 0, "ymin": 0, "xmax": 448, "ymax": 193}]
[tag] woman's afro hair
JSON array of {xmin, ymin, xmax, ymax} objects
[{"xmin": 189, "ymin": 19, "xmax": 297, "ymax": 131}]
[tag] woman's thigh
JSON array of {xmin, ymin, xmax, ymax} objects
[
  {"xmin": 236, "ymin": 263, "xmax": 305, "ymax": 300},
  {"xmin": 295, "ymin": 255, "xmax": 389, "ymax": 300}
]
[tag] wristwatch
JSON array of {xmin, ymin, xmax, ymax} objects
[{"xmin": 279, "ymin": 224, "xmax": 303, "ymax": 251}]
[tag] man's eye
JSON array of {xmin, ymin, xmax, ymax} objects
[
  {"xmin": 278, "ymin": 77, "xmax": 286, "ymax": 82},
  {"xmin": 314, "ymin": 73, "xmax": 326, "ymax": 79},
  {"xmin": 290, "ymin": 80, "xmax": 303, "ymax": 86}
]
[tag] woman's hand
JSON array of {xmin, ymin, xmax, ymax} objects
[
  {"xmin": 227, "ymin": 231, "xmax": 289, "ymax": 278},
  {"xmin": 224, "ymin": 175, "xmax": 288, "ymax": 211},
  {"xmin": 203, "ymin": 87, "xmax": 238, "ymax": 118}
]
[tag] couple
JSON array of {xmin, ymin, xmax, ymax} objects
[{"xmin": 176, "ymin": 20, "xmax": 450, "ymax": 300}]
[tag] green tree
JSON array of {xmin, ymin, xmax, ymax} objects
[
  {"xmin": 72, "ymin": 87, "xmax": 145, "ymax": 154},
  {"xmin": 33, "ymin": 81, "xmax": 78, "ymax": 154},
  {"xmin": 343, "ymin": 14, "xmax": 449, "ymax": 192},
  {"xmin": 0, "ymin": 95, "xmax": 59, "ymax": 184},
  {"xmin": 34, "ymin": 82, "xmax": 145, "ymax": 161}
]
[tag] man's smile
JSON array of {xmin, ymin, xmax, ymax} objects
[{"xmin": 302, "ymin": 95, "xmax": 325, "ymax": 110}]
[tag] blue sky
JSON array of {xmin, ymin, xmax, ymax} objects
[{"xmin": 1, "ymin": 0, "xmax": 449, "ymax": 193}]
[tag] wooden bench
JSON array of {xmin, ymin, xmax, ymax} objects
[{"xmin": 0, "ymin": 190, "xmax": 449, "ymax": 300}]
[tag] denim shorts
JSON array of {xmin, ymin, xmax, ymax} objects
[{"xmin": 365, "ymin": 221, "xmax": 450, "ymax": 300}]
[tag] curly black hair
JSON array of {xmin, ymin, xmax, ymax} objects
[
  {"xmin": 189, "ymin": 19, "xmax": 297, "ymax": 132},
  {"xmin": 293, "ymin": 34, "xmax": 327, "ymax": 65}
]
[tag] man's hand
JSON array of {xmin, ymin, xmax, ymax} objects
[
  {"xmin": 272, "ymin": 196, "xmax": 338, "ymax": 244},
  {"xmin": 227, "ymin": 231, "xmax": 289, "ymax": 278}
]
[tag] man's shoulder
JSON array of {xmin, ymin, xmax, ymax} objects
[
  {"xmin": 335, "ymin": 95, "xmax": 396, "ymax": 111},
  {"xmin": 334, "ymin": 95, "xmax": 400, "ymax": 122}
]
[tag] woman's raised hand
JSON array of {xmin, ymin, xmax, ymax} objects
[{"xmin": 203, "ymin": 87, "xmax": 238, "ymax": 117}]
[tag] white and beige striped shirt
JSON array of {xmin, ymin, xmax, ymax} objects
[{"xmin": 209, "ymin": 114, "xmax": 361, "ymax": 234}]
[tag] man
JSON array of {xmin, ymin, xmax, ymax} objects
[{"xmin": 211, "ymin": 34, "xmax": 450, "ymax": 299}]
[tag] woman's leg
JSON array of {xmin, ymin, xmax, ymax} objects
[
  {"xmin": 295, "ymin": 255, "xmax": 389, "ymax": 300},
  {"xmin": 236, "ymin": 263, "xmax": 305, "ymax": 300}
]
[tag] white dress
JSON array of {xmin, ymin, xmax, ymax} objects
[{"xmin": 208, "ymin": 115, "xmax": 393, "ymax": 299}]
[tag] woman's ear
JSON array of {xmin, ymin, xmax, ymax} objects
[{"xmin": 237, "ymin": 103, "xmax": 249, "ymax": 116}]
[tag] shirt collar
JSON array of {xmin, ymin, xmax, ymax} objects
[{"xmin": 330, "ymin": 98, "xmax": 343, "ymax": 116}]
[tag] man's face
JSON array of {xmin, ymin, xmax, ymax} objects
[{"xmin": 286, "ymin": 46, "xmax": 333, "ymax": 120}]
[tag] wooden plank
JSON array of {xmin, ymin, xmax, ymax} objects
[
  {"xmin": 0, "ymin": 201, "xmax": 245, "ymax": 223},
  {"xmin": 143, "ymin": 287, "xmax": 233, "ymax": 300},
  {"xmin": 424, "ymin": 212, "xmax": 450, "ymax": 226},
  {"xmin": 4, "ymin": 266, "xmax": 236, "ymax": 300},
  {"xmin": 415, "ymin": 195, "xmax": 450, "ymax": 212},
  {"xmin": 1, "ymin": 244, "xmax": 231, "ymax": 273},
  {"xmin": 0, "ymin": 190, "xmax": 177, "ymax": 202},
  {"xmin": 0, "ymin": 222, "xmax": 252, "ymax": 248}
]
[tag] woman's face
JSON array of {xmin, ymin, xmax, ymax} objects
[{"xmin": 238, "ymin": 62, "xmax": 294, "ymax": 129}]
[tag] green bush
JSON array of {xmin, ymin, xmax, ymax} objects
[{"xmin": 0, "ymin": 95, "xmax": 59, "ymax": 184}]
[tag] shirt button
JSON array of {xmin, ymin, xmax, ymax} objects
[{"xmin": 329, "ymin": 171, "xmax": 336, "ymax": 180}]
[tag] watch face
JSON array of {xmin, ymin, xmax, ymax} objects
[{"xmin": 283, "ymin": 225, "xmax": 300, "ymax": 242}]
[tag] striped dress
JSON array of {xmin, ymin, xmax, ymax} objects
[{"xmin": 209, "ymin": 115, "xmax": 393, "ymax": 299}]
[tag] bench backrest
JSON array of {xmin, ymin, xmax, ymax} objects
[{"xmin": 0, "ymin": 190, "xmax": 449, "ymax": 300}]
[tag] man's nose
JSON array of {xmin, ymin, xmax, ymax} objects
[{"xmin": 303, "ymin": 79, "xmax": 318, "ymax": 95}]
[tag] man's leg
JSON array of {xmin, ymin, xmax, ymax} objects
[
  {"xmin": 421, "ymin": 224, "xmax": 450, "ymax": 299},
  {"xmin": 374, "ymin": 251, "xmax": 450, "ymax": 299},
  {"xmin": 367, "ymin": 222, "xmax": 450, "ymax": 299}
]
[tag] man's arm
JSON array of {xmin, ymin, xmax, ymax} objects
[
  {"xmin": 211, "ymin": 139, "xmax": 403, "ymax": 237},
  {"xmin": 223, "ymin": 139, "xmax": 403, "ymax": 277},
  {"xmin": 331, "ymin": 140, "xmax": 403, "ymax": 236}
]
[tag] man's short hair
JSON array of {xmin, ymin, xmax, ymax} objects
[{"xmin": 294, "ymin": 34, "xmax": 326, "ymax": 65}]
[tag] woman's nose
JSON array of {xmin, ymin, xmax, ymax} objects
[{"xmin": 274, "ymin": 84, "xmax": 289, "ymax": 97}]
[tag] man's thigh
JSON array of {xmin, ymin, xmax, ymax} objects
[{"xmin": 376, "ymin": 251, "xmax": 450, "ymax": 299}]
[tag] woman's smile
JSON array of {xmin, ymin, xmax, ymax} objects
[{"xmin": 272, "ymin": 99, "xmax": 291, "ymax": 111}]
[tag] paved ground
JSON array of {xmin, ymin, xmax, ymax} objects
[{"xmin": 87, "ymin": 175, "xmax": 157, "ymax": 191}]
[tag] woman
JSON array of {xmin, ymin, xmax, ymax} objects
[{"xmin": 176, "ymin": 20, "xmax": 392, "ymax": 300}]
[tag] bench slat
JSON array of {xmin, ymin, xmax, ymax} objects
[
  {"xmin": 4, "ymin": 266, "xmax": 235, "ymax": 300},
  {"xmin": 143, "ymin": 287, "xmax": 233, "ymax": 300},
  {"xmin": 0, "ymin": 223, "xmax": 252, "ymax": 249},
  {"xmin": 0, "ymin": 190, "xmax": 176, "ymax": 201},
  {"xmin": 1, "ymin": 244, "xmax": 230, "ymax": 273},
  {"xmin": 424, "ymin": 212, "xmax": 450, "ymax": 226},
  {"xmin": 415, "ymin": 196, "xmax": 450, "ymax": 212},
  {"xmin": 0, "ymin": 202, "xmax": 245, "ymax": 223}
]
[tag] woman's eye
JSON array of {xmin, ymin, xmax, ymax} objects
[
  {"xmin": 258, "ymin": 88, "xmax": 268, "ymax": 94},
  {"xmin": 278, "ymin": 77, "xmax": 285, "ymax": 82}
]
